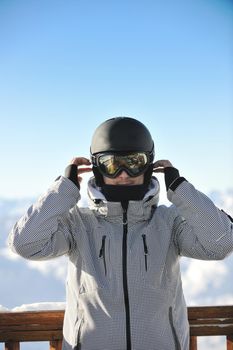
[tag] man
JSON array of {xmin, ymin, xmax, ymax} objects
[{"xmin": 9, "ymin": 117, "xmax": 233, "ymax": 350}]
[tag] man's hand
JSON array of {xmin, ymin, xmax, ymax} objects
[
  {"xmin": 153, "ymin": 159, "xmax": 173, "ymax": 173},
  {"xmin": 69, "ymin": 157, "xmax": 92, "ymax": 184},
  {"xmin": 153, "ymin": 159, "xmax": 182, "ymax": 191}
]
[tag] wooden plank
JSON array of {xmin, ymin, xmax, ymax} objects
[
  {"xmin": 190, "ymin": 325, "xmax": 233, "ymax": 336},
  {"xmin": 4, "ymin": 342, "xmax": 20, "ymax": 350},
  {"xmin": 0, "ymin": 330, "xmax": 62, "ymax": 342},
  {"xmin": 0, "ymin": 324, "xmax": 63, "ymax": 332},
  {"xmin": 0, "ymin": 311, "xmax": 64, "ymax": 326},
  {"xmin": 188, "ymin": 306, "xmax": 233, "ymax": 319},
  {"xmin": 50, "ymin": 340, "xmax": 62, "ymax": 350},
  {"xmin": 189, "ymin": 336, "xmax": 197, "ymax": 350},
  {"xmin": 190, "ymin": 318, "xmax": 233, "ymax": 325},
  {"xmin": 227, "ymin": 336, "xmax": 233, "ymax": 350}
]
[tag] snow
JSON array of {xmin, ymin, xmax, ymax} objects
[
  {"xmin": 0, "ymin": 305, "xmax": 9, "ymax": 312},
  {"xmin": 0, "ymin": 302, "xmax": 65, "ymax": 312},
  {"xmin": 12, "ymin": 301, "xmax": 66, "ymax": 312}
]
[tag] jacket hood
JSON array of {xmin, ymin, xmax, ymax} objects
[{"xmin": 87, "ymin": 176, "xmax": 160, "ymax": 223}]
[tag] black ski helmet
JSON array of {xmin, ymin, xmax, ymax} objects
[
  {"xmin": 91, "ymin": 116, "xmax": 154, "ymax": 155},
  {"xmin": 90, "ymin": 117, "xmax": 155, "ymax": 189}
]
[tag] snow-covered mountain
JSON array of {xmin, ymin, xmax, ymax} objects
[{"xmin": 0, "ymin": 189, "xmax": 232, "ymax": 350}]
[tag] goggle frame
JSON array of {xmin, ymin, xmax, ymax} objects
[{"xmin": 91, "ymin": 151, "xmax": 154, "ymax": 178}]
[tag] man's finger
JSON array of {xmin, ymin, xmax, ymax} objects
[
  {"xmin": 153, "ymin": 167, "xmax": 166, "ymax": 173},
  {"xmin": 70, "ymin": 157, "xmax": 91, "ymax": 166},
  {"xmin": 153, "ymin": 160, "xmax": 173, "ymax": 168},
  {"xmin": 78, "ymin": 167, "xmax": 93, "ymax": 175}
]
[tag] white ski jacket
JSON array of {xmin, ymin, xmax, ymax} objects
[{"xmin": 9, "ymin": 176, "xmax": 233, "ymax": 350}]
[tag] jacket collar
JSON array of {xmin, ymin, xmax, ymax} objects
[{"xmin": 87, "ymin": 177, "xmax": 160, "ymax": 223}]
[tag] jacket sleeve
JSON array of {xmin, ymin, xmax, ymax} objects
[
  {"xmin": 8, "ymin": 177, "xmax": 81, "ymax": 260},
  {"xmin": 168, "ymin": 180, "xmax": 233, "ymax": 260}
]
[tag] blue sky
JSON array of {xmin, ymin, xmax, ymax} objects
[{"xmin": 0, "ymin": 0, "xmax": 232, "ymax": 198}]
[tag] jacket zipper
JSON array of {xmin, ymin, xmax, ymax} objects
[
  {"xmin": 99, "ymin": 235, "xmax": 107, "ymax": 275},
  {"xmin": 169, "ymin": 307, "xmax": 181, "ymax": 350},
  {"xmin": 122, "ymin": 200, "xmax": 132, "ymax": 350},
  {"xmin": 142, "ymin": 234, "xmax": 148, "ymax": 271}
]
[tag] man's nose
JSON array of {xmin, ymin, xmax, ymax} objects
[{"xmin": 118, "ymin": 170, "xmax": 130, "ymax": 178}]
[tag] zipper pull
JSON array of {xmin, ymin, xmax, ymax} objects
[
  {"xmin": 142, "ymin": 234, "xmax": 148, "ymax": 271},
  {"xmin": 121, "ymin": 200, "xmax": 128, "ymax": 225}
]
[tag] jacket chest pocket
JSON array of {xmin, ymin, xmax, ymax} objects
[
  {"xmin": 136, "ymin": 233, "xmax": 169, "ymax": 290},
  {"xmin": 97, "ymin": 233, "xmax": 117, "ymax": 285},
  {"xmin": 78, "ymin": 234, "xmax": 113, "ymax": 294},
  {"xmin": 140, "ymin": 234, "xmax": 149, "ymax": 272},
  {"xmin": 98, "ymin": 235, "xmax": 108, "ymax": 276}
]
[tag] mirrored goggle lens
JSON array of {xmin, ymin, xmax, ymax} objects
[{"xmin": 97, "ymin": 152, "xmax": 149, "ymax": 177}]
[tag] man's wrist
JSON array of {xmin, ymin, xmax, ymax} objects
[
  {"xmin": 164, "ymin": 167, "xmax": 186, "ymax": 191},
  {"xmin": 64, "ymin": 164, "xmax": 80, "ymax": 189}
]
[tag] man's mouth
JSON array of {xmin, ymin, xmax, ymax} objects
[{"xmin": 116, "ymin": 181, "xmax": 135, "ymax": 185}]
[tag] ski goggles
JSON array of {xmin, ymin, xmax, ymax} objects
[{"xmin": 92, "ymin": 151, "xmax": 154, "ymax": 178}]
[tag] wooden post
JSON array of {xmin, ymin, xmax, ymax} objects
[
  {"xmin": 50, "ymin": 340, "xmax": 62, "ymax": 350},
  {"xmin": 227, "ymin": 336, "xmax": 233, "ymax": 350},
  {"xmin": 5, "ymin": 342, "xmax": 20, "ymax": 350},
  {"xmin": 189, "ymin": 336, "xmax": 197, "ymax": 350}
]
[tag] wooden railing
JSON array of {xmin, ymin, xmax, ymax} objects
[
  {"xmin": 189, "ymin": 306, "xmax": 233, "ymax": 350},
  {"xmin": 0, "ymin": 306, "xmax": 233, "ymax": 349}
]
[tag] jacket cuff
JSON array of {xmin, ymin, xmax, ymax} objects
[
  {"xmin": 169, "ymin": 176, "xmax": 187, "ymax": 191},
  {"xmin": 164, "ymin": 167, "xmax": 180, "ymax": 190},
  {"xmin": 164, "ymin": 167, "xmax": 187, "ymax": 191},
  {"xmin": 64, "ymin": 164, "xmax": 80, "ymax": 189}
]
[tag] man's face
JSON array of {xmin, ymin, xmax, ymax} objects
[{"xmin": 103, "ymin": 170, "xmax": 144, "ymax": 185}]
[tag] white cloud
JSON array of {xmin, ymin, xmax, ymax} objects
[
  {"xmin": 196, "ymin": 293, "xmax": 233, "ymax": 306},
  {"xmin": 26, "ymin": 257, "xmax": 68, "ymax": 282},
  {"xmin": 210, "ymin": 189, "xmax": 233, "ymax": 216},
  {"xmin": 181, "ymin": 259, "xmax": 228, "ymax": 303},
  {"xmin": 0, "ymin": 247, "xmax": 20, "ymax": 260},
  {"xmin": 0, "ymin": 247, "xmax": 68, "ymax": 282}
]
